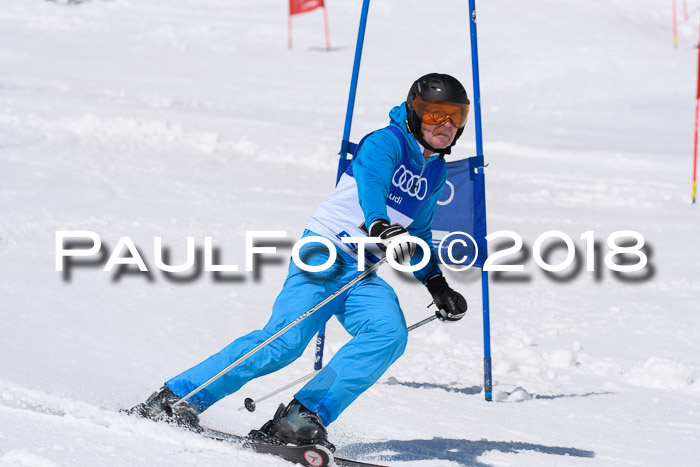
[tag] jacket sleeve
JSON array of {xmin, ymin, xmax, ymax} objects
[
  {"xmin": 407, "ymin": 163, "xmax": 447, "ymax": 284},
  {"xmin": 352, "ymin": 129, "xmax": 403, "ymax": 228}
]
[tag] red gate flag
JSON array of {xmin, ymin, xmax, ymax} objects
[
  {"xmin": 288, "ymin": 0, "xmax": 330, "ymax": 50},
  {"xmin": 290, "ymin": 0, "xmax": 324, "ymax": 16}
]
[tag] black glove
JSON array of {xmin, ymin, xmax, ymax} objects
[
  {"xmin": 427, "ymin": 275, "xmax": 467, "ymax": 322},
  {"xmin": 369, "ymin": 219, "xmax": 416, "ymax": 263}
]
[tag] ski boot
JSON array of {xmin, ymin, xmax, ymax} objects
[
  {"xmin": 126, "ymin": 385, "xmax": 202, "ymax": 432},
  {"xmin": 249, "ymin": 399, "xmax": 335, "ymax": 452}
]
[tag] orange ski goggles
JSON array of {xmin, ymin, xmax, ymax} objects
[{"xmin": 412, "ymin": 95, "xmax": 470, "ymax": 128}]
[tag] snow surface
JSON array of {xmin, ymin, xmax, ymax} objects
[{"xmin": 1, "ymin": 0, "xmax": 699, "ymax": 465}]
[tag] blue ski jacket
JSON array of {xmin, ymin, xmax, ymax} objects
[{"xmin": 306, "ymin": 102, "xmax": 446, "ymax": 284}]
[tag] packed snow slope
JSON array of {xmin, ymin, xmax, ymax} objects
[{"xmin": 1, "ymin": 0, "xmax": 699, "ymax": 466}]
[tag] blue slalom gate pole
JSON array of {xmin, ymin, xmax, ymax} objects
[
  {"xmin": 315, "ymin": 0, "xmax": 372, "ymax": 371},
  {"xmin": 468, "ymin": 0, "xmax": 493, "ymax": 402},
  {"xmin": 336, "ymin": 0, "xmax": 371, "ymax": 179}
]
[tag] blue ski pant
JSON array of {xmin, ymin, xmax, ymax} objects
[{"xmin": 166, "ymin": 231, "xmax": 408, "ymax": 426}]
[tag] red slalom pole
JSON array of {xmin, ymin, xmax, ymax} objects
[
  {"xmin": 322, "ymin": 6, "xmax": 331, "ymax": 51},
  {"xmin": 683, "ymin": 0, "xmax": 689, "ymax": 21},
  {"xmin": 673, "ymin": 0, "xmax": 679, "ymax": 48},
  {"xmin": 693, "ymin": 13, "xmax": 700, "ymax": 203},
  {"xmin": 693, "ymin": 96, "xmax": 698, "ymax": 203}
]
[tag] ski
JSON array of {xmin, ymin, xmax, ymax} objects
[
  {"xmin": 201, "ymin": 427, "xmax": 332, "ymax": 466},
  {"xmin": 334, "ymin": 456, "xmax": 388, "ymax": 467},
  {"xmin": 200, "ymin": 426, "xmax": 387, "ymax": 467}
]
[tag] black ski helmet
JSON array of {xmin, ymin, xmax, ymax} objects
[{"xmin": 405, "ymin": 73, "xmax": 470, "ymax": 155}]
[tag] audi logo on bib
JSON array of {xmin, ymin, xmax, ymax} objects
[{"xmin": 392, "ymin": 164, "xmax": 428, "ymax": 200}]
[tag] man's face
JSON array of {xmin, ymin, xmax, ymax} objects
[{"xmin": 421, "ymin": 119, "xmax": 458, "ymax": 151}]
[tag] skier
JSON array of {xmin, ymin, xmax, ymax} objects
[{"xmin": 129, "ymin": 73, "xmax": 470, "ymax": 450}]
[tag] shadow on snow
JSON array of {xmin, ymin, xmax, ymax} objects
[
  {"xmin": 337, "ymin": 437, "xmax": 595, "ymax": 467},
  {"xmin": 384, "ymin": 378, "xmax": 483, "ymax": 395},
  {"xmin": 384, "ymin": 378, "xmax": 614, "ymax": 400}
]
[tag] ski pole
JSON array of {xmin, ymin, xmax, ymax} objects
[
  {"xmin": 238, "ymin": 313, "xmax": 438, "ymax": 412},
  {"xmin": 172, "ymin": 257, "xmax": 388, "ymax": 408},
  {"xmin": 407, "ymin": 314, "xmax": 438, "ymax": 331},
  {"xmin": 240, "ymin": 372, "xmax": 316, "ymax": 413}
]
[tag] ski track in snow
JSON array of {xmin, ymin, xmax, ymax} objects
[
  {"xmin": 1, "ymin": 0, "xmax": 699, "ymax": 466},
  {"xmin": 0, "ymin": 381, "xmax": 282, "ymax": 466}
]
